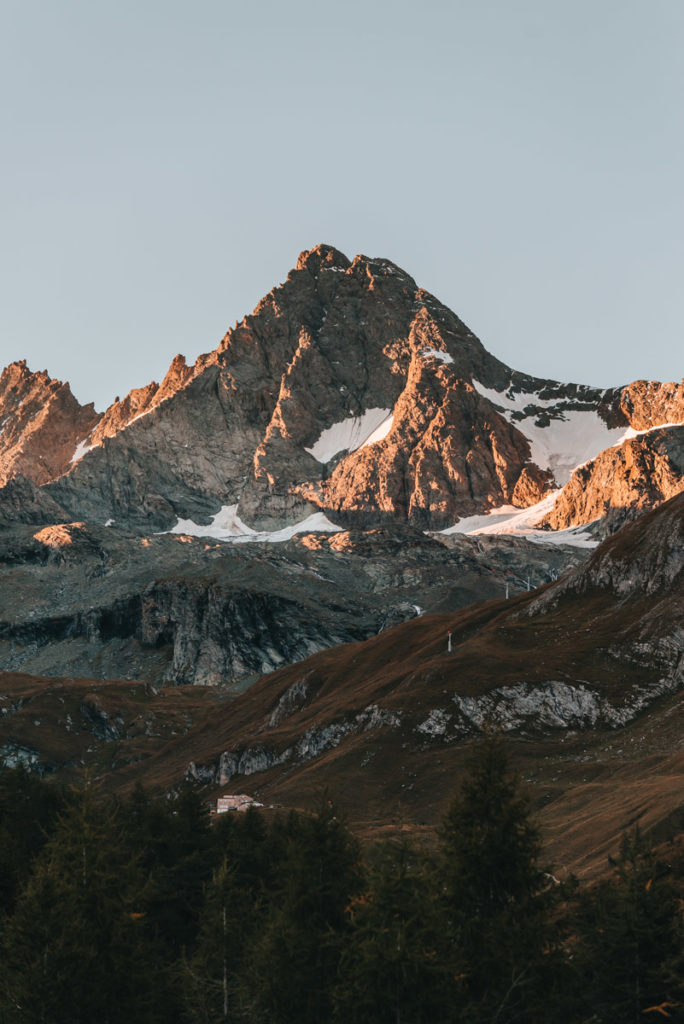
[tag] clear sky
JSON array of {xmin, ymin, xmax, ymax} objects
[{"xmin": 1, "ymin": 0, "xmax": 681, "ymax": 411}]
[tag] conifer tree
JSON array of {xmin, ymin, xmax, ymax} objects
[
  {"xmin": 438, "ymin": 733, "xmax": 559, "ymax": 1022},
  {"xmin": 0, "ymin": 766, "xmax": 65, "ymax": 918},
  {"xmin": 122, "ymin": 781, "xmax": 214, "ymax": 957},
  {"xmin": 212, "ymin": 803, "xmax": 281, "ymax": 901},
  {"xmin": 573, "ymin": 827, "xmax": 683, "ymax": 1023},
  {"xmin": 333, "ymin": 839, "xmax": 450, "ymax": 1024},
  {"xmin": 0, "ymin": 781, "xmax": 169, "ymax": 1024},
  {"xmin": 246, "ymin": 798, "xmax": 362, "ymax": 1024},
  {"xmin": 183, "ymin": 806, "xmax": 293, "ymax": 1023},
  {"xmin": 183, "ymin": 856, "xmax": 255, "ymax": 1024}
]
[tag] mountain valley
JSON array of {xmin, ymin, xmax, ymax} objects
[{"xmin": 0, "ymin": 244, "xmax": 682, "ymax": 874}]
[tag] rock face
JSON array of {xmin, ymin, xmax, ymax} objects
[
  {"xmin": 0, "ymin": 362, "xmax": 100, "ymax": 487},
  {"xmin": 542, "ymin": 426, "xmax": 684, "ymax": 530},
  {"xmin": 600, "ymin": 379, "xmax": 684, "ymax": 430},
  {"xmin": 1, "ymin": 246, "xmax": 682, "ymax": 537},
  {"xmin": 535, "ymin": 489, "xmax": 684, "ymax": 601},
  {"xmin": 0, "ymin": 475, "xmax": 70, "ymax": 526},
  {"xmin": 298, "ymin": 370, "xmax": 533, "ymax": 528},
  {"xmin": 139, "ymin": 579, "xmax": 364, "ymax": 688},
  {"xmin": 0, "ymin": 520, "xmax": 586, "ymax": 687},
  {"xmin": 88, "ymin": 354, "xmax": 195, "ymax": 448}
]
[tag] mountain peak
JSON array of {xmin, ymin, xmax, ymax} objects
[
  {"xmin": 0, "ymin": 362, "xmax": 100, "ymax": 487},
  {"xmin": 1, "ymin": 360, "xmax": 47, "ymax": 388},
  {"xmin": 1, "ymin": 246, "xmax": 682, "ymax": 537},
  {"xmin": 295, "ymin": 243, "xmax": 351, "ymax": 275}
]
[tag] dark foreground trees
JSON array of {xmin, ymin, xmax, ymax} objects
[
  {"xmin": 1, "ymin": 782, "xmax": 172, "ymax": 1024},
  {"xmin": 333, "ymin": 839, "xmax": 450, "ymax": 1023},
  {"xmin": 244, "ymin": 798, "xmax": 362, "ymax": 1024},
  {"xmin": 438, "ymin": 735, "xmax": 563, "ymax": 1022},
  {"xmin": 1, "ymin": 739, "xmax": 683, "ymax": 1024},
  {"xmin": 571, "ymin": 827, "xmax": 684, "ymax": 1023}
]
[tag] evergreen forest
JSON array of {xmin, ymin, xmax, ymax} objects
[{"xmin": 1, "ymin": 738, "xmax": 683, "ymax": 1024}]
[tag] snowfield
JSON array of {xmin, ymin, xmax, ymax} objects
[
  {"xmin": 305, "ymin": 408, "xmax": 393, "ymax": 463},
  {"xmin": 420, "ymin": 348, "xmax": 454, "ymax": 365},
  {"xmin": 167, "ymin": 506, "xmax": 342, "ymax": 544},
  {"xmin": 439, "ymin": 492, "xmax": 598, "ymax": 548},
  {"xmin": 70, "ymin": 437, "xmax": 95, "ymax": 464},
  {"xmin": 471, "ymin": 381, "xmax": 628, "ymax": 484}
]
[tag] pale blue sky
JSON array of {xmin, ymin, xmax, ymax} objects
[{"xmin": 1, "ymin": 0, "xmax": 681, "ymax": 410}]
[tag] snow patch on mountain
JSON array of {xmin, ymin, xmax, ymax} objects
[
  {"xmin": 126, "ymin": 408, "xmax": 156, "ymax": 428},
  {"xmin": 361, "ymin": 412, "xmax": 394, "ymax": 449},
  {"xmin": 305, "ymin": 408, "xmax": 392, "ymax": 463},
  {"xmin": 608, "ymin": 422, "xmax": 684, "ymax": 446},
  {"xmin": 517, "ymin": 411, "xmax": 628, "ymax": 484},
  {"xmin": 167, "ymin": 506, "xmax": 342, "ymax": 544},
  {"xmin": 421, "ymin": 348, "xmax": 454, "ymax": 365},
  {"xmin": 70, "ymin": 437, "xmax": 95, "ymax": 464},
  {"xmin": 439, "ymin": 493, "xmax": 598, "ymax": 548},
  {"xmin": 471, "ymin": 381, "xmax": 627, "ymax": 484}
]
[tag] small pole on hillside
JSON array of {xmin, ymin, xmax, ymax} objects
[
  {"xmin": 505, "ymin": 582, "xmax": 509, "ymax": 600},
  {"xmin": 447, "ymin": 631, "xmax": 452, "ymax": 653}
]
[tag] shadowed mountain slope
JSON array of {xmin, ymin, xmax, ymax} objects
[{"xmin": 71, "ymin": 492, "xmax": 681, "ymax": 877}]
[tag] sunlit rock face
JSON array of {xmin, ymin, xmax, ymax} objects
[
  {"xmin": 0, "ymin": 361, "xmax": 100, "ymax": 487},
  {"xmin": 0, "ymin": 245, "xmax": 681, "ymax": 537},
  {"xmin": 541, "ymin": 425, "xmax": 684, "ymax": 530}
]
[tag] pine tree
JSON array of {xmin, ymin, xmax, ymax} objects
[
  {"xmin": 183, "ymin": 856, "xmax": 256, "ymax": 1024},
  {"xmin": 122, "ymin": 781, "xmax": 214, "ymax": 958},
  {"xmin": 438, "ymin": 734, "xmax": 559, "ymax": 1022},
  {"xmin": 0, "ymin": 781, "xmax": 170, "ymax": 1024},
  {"xmin": 246, "ymin": 798, "xmax": 362, "ymax": 1024},
  {"xmin": 573, "ymin": 827, "xmax": 684, "ymax": 1023},
  {"xmin": 0, "ymin": 766, "xmax": 65, "ymax": 918},
  {"xmin": 212, "ymin": 802, "xmax": 281, "ymax": 901},
  {"xmin": 333, "ymin": 839, "xmax": 450, "ymax": 1024},
  {"xmin": 182, "ymin": 806, "xmax": 295, "ymax": 1023}
]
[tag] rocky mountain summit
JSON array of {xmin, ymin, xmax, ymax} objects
[
  {"xmin": 1, "ymin": 244, "xmax": 681, "ymax": 538},
  {"xmin": 0, "ymin": 362, "xmax": 100, "ymax": 488}
]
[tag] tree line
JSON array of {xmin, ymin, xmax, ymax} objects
[{"xmin": 0, "ymin": 737, "xmax": 683, "ymax": 1023}]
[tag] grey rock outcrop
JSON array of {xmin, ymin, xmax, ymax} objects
[{"xmin": 0, "ymin": 520, "xmax": 587, "ymax": 687}]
